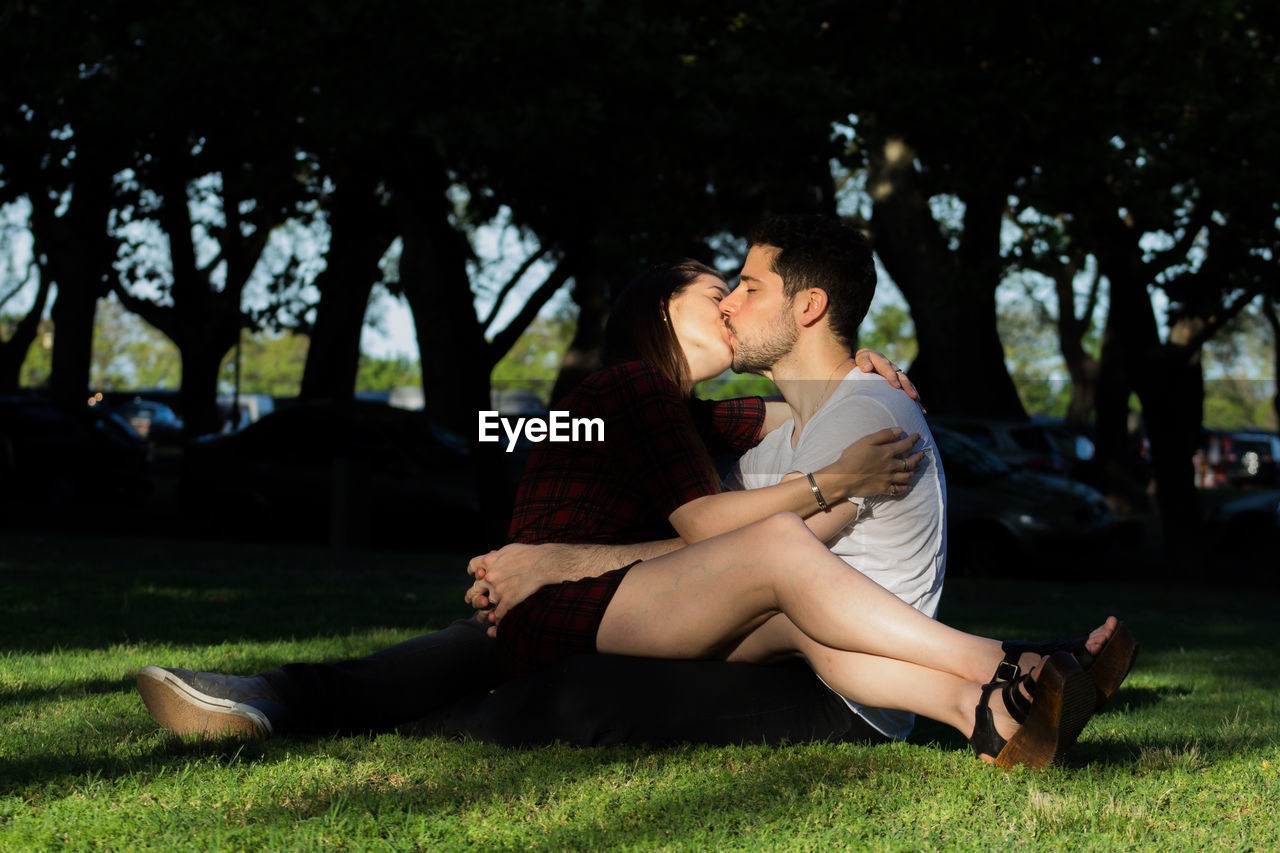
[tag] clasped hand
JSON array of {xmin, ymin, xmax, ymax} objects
[{"xmin": 465, "ymin": 542, "xmax": 566, "ymax": 637}]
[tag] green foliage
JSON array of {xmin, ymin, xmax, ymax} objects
[
  {"xmin": 91, "ymin": 296, "xmax": 181, "ymax": 390},
  {"xmin": 356, "ymin": 354, "xmax": 422, "ymax": 393},
  {"xmin": 217, "ymin": 332, "xmax": 310, "ymax": 397},
  {"xmin": 1202, "ymin": 305, "xmax": 1278, "ymax": 431},
  {"xmin": 490, "ymin": 311, "xmax": 577, "ymax": 403},
  {"xmin": 3, "ymin": 315, "xmax": 53, "ymax": 387},
  {"xmin": 997, "ymin": 302, "xmax": 1066, "ymax": 418},
  {"xmin": 694, "ymin": 371, "xmax": 779, "ymax": 401},
  {"xmin": 2, "ymin": 531, "xmax": 1279, "ymax": 850},
  {"xmin": 1202, "ymin": 381, "xmax": 1279, "ymax": 432},
  {"xmin": 857, "ymin": 301, "xmax": 919, "ymax": 368}
]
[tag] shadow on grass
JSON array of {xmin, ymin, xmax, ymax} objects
[
  {"xmin": 1, "ymin": 677, "xmax": 132, "ymax": 707},
  {"xmin": 0, "ymin": 531, "xmax": 473, "ymax": 653}
]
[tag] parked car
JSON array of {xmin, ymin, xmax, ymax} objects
[
  {"xmin": 1221, "ymin": 432, "xmax": 1280, "ymax": 487},
  {"xmin": 179, "ymin": 401, "xmax": 482, "ymax": 546},
  {"xmin": 1030, "ymin": 415, "xmax": 1098, "ymax": 482},
  {"xmin": 1201, "ymin": 488, "xmax": 1280, "ymax": 555},
  {"xmin": 929, "ymin": 415, "xmax": 1070, "ymax": 476},
  {"xmin": 931, "ymin": 424, "xmax": 1115, "ymax": 576},
  {"xmin": 0, "ymin": 395, "xmax": 152, "ymax": 509},
  {"xmin": 111, "ymin": 397, "xmax": 186, "ymax": 446},
  {"xmin": 216, "ymin": 394, "xmax": 276, "ymax": 432}
]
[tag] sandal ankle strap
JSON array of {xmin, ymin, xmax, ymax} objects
[{"xmin": 970, "ymin": 672, "xmax": 1036, "ymax": 760}]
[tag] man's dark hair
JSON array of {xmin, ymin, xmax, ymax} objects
[{"xmin": 746, "ymin": 214, "xmax": 876, "ymax": 348}]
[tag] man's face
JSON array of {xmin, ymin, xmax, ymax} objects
[{"xmin": 721, "ymin": 244, "xmax": 797, "ymax": 374}]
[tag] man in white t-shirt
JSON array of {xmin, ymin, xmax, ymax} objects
[{"xmin": 727, "ymin": 369, "xmax": 944, "ymax": 740}]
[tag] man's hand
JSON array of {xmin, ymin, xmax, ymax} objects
[
  {"xmin": 464, "ymin": 538, "xmax": 684, "ymax": 637},
  {"xmin": 465, "ymin": 542, "xmax": 576, "ymax": 629}
]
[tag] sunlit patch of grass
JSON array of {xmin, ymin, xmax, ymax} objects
[{"xmin": 2, "ymin": 530, "xmax": 1279, "ymax": 851}]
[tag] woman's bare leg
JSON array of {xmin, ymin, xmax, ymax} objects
[
  {"xmin": 598, "ymin": 513, "xmax": 1114, "ymax": 685},
  {"xmin": 726, "ymin": 614, "xmax": 981, "ymax": 738},
  {"xmin": 599, "ymin": 513, "xmax": 1003, "ymax": 683}
]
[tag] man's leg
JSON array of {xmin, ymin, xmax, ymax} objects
[
  {"xmin": 409, "ymin": 654, "xmax": 890, "ymax": 747},
  {"xmin": 138, "ymin": 619, "xmax": 501, "ymax": 737},
  {"xmin": 261, "ymin": 618, "xmax": 502, "ymax": 734}
]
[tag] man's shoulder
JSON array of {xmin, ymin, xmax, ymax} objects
[{"xmin": 828, "ymin": 374, "xmax": 927, "ymax": 429}]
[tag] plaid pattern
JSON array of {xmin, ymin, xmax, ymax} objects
[
  {"xmin": 506, "ymin": 362, "xmax": 763, "ymax": 547},
  {"xmin": 499, "ymin": 361, "xmax": 764, "ymax": 676},
  {"xmin": 497, "ymin": 563, "xmax": 637, "ymax": 678}
]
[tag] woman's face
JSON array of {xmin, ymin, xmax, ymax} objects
[{"xmin": 667, "ymin": 274, "xmax": 733, "ymax": 384}]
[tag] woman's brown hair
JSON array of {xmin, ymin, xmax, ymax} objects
[{"xmin": 603, "ymin": 259, "xmax": 725, "ymax": 394}]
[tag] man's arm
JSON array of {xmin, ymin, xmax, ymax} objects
[{"xmin": 466, "ymin": 538, "xmax": 683, "ymax": 628}]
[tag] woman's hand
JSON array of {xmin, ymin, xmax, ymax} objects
[
  {"xmin": 855, "ymin": 348, "xmax": 925, "ymax": 412},
  {"xmin": 814, "ymin": 427, "xmax": 923, "ymax": 501}
]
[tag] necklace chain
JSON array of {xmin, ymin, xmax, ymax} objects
[{"xmin": 809, "ymin": 355, "xmax": 853, "ymax": 419}]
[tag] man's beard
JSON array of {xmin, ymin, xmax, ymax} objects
[{"xmin": 730, "ymin": 314, "xmax": 798, "ymax": 374}]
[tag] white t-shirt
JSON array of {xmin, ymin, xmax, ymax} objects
[{"xmin": 726, "ymin": 370, "xmax": 947, "ymax": 740}]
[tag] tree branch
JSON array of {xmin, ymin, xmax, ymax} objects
[
  {"xmin": 0, "ymin": 270, "xmax": 36, "ymax": 312},
  {"xmin": 481, "ymin": 244, "xmax": 551, "ymax": 331},
  {"xmin": 1145, "ymin": 204, "xmax": 1212, "ymax": 281},
  {"xmin": 485, "ymin": 257, "xmax": 571, "ymax": 368},
  {"xmin": 112, "ymin": 281, "xmax": 179, "ymax": 343},
  {"xmin": 1186, "ymin": 288, "xmax": 1261, "ymax": 353}
]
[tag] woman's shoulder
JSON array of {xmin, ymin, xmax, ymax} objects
[
  {"xmin": 556, "ymin": 362, "xmax": 683, "ymax": 417},
  {"xmin": 578, "ymin": 361, "xmax": 677, "ymax": 394}
]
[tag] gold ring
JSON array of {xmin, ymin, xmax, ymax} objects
[
  {"xmin": 902, "ymin": 458, "xmax": 909, "ymax": 472},
  {"xmin": 890, "ymin": 484, "xmax": 899, "ymax": 496}
]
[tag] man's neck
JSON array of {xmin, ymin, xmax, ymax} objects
[{"xmin": 766, "ymin": 341, "xmax": 856, "ymax": 439}]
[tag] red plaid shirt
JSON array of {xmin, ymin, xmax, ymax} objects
[{"xmin": 507, "ymin": 361, "xmax": 764, "ymax": 545}]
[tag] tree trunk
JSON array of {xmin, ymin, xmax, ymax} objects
[
  {"xmin": 1093, "ymin": 226, "xmax": 1204, "ymax": 576},
  {"xmin": 396, "ymin": 180, "xmax": 514, "ymax": 545},
  {"xmin": 116, "ymin": 168, "xmax": 247, "ymax": 437},
  {"xmin": 27, "ymin": 170, "xmax": 119, "ymax": 407},
  {"xmin": 299, "ymin": 176, "xmax": 397, "ymax": 401},
  {"xmin": 866, "ymin": 136, "xmax": 1025, "ymax": 417},
  {"xmin": 397, "ymin": 189, "xmax": 488, "ymax": 435},
  {"xmin": 1263, "ymin": 297, "xmax": 1280, "ymax": 428},
  {"xmin": 0, "ymin": 274, "xmax": 51, "ymax": 394},
  {"xmin": 1053, "ymin": 254, "xmax": 1101, "ymax": 432},
  {"xmin": 549, "ymin": 252, "xmax": 612, "ymax": 405},
  {"xmin": 1138, "ymin": 331, "xmax": 1206, "ymax": 578}
]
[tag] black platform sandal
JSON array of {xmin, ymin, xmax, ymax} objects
[
  {"xmin": 971, "ymin": 651, "xmax": 1096, "ymax": 769},
  {"xmin": 991, "ymin": 621, "xmax": 1139, "ymax": 712}
]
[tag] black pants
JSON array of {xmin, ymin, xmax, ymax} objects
[{"xmin": 261, "ymin": 619, "xmax": 891, "ymax": 747}]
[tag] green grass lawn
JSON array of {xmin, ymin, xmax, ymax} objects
[{"xmin": 1, "ymin": 529, "xmax": 1277, "ymax": 851}]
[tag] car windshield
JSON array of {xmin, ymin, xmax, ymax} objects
[
  {"xmin": 1234, "ymin": 439, "xmax": 1274, "ymax": 459},
  {"xmin": 1009, "ymin": 426, "xmax": 1055, "ymax": 453},
  {"xmin": 931, "ymin": 426, "xmax": 1011, "ymax": 484}
]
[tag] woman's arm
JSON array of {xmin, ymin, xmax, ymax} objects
[{"xmin": 668, "ymin": 427, "xmax": 921, "ymax": 543}]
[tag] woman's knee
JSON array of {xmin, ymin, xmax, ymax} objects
[{"xmin": 756, "ymin": 512, "xmax": 816, "ymax": 548}]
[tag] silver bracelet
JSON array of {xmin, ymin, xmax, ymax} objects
[{"xmin": 806, "ymin": 472, "xmax": 828, "ymax": 510}]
